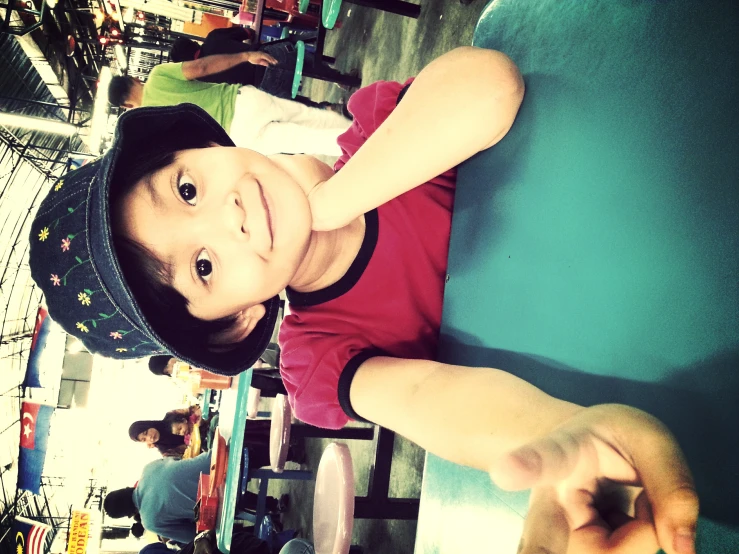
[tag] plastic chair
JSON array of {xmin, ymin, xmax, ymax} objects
[
  {"xmin": 269, "ymin": 394, "xmax": 374, "ymax": 474},
  {"xmin": 291, "ymin": 40, "xmax": 306, "ymax": 99}
]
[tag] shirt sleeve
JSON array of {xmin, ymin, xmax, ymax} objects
[
  {"xmin": 333, "ymin": 78, "xmax": 456, "ymax": 191},
  {"xmin": 279, "ymin": 327, "xmax": 380, "ymax": 429},
  {"xmin": 334, "ymin": 79, "xmax": 413, "ymax": 171},
  {"xmin": 149, "ymin": 63, "xmax": 187, "ymax": 82},
  {"xmin": 175, "ymin": 451, "xmax": 211, "ymax": 477}
]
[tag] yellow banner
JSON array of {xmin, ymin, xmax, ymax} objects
[{"xmin": 66, "ymin": 510, "xmax": 90, "ymax": 554}]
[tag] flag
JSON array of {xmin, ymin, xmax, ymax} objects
[
  {"xmin": 23, "ymin": 307, "xmax": 51, "ymax": 389},
  {"xmin": 17, "ymin": 402, "xmax": 54, "ymax": 494},
  {"xmin": 12, "ymin": 516, "xmax": 53, "ymax": 554}
]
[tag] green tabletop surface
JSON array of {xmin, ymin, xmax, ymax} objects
[
  {"xmin": 216, "ymin": 369, "xmax": 253, "ymax": 553},
  {"xmin": 416, "ymin": 0, "xmax": 738, "ymax": 552}
]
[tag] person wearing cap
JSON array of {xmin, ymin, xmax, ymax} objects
[
  {"xmin": 107, "ymin": 50, "xmax": 351, "ymax": 157},
  {"xmin": 30, "ymin": 47, "xmax": 698, "ymax": 554},
  {"xmin": 103, "ymin": 453, "xmax": 285, "ymax": 544}
]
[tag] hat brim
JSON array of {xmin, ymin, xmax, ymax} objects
[{"xmin": 90, "ymin": 104, "xmax": 279, "ymax": 375}]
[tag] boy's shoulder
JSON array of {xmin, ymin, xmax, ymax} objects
[
  {"xmin": 336, "ymin": 79, "xmax": 413, "ymax": 167},
  {"xmin": 148, "ymin": 62, "xmax": 185, "ymax": 81}
]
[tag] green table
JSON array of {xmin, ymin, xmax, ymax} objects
[{"xmin": 415, "ymin": 0, "xmax": 738, "ymax": 552}]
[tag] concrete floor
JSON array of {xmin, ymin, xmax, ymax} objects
[{"xmin": 250, "ymin": 2, "xmax": 488, "ymax": 552}]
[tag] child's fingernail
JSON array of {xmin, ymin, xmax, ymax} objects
[
  {"xmin": 674, "ymin": 528, "xmax": 695, "ymax": 554},
  {"xmin": 511, "ymin": 447, "xmax": 541, "ymax": 474}
]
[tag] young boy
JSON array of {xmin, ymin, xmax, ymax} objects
[{"xmin": 30, "ymin": 47, "xmax": 697, "ymax": 554}]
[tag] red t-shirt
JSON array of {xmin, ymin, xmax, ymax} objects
[{"xmin": 279, "ymin": 80, "xmax": 457, "ymax": 429}]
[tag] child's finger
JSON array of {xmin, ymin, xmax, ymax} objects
[
  {"xmin": 489, "ymin": 429, "xmax": 585, "ymax": 491},
  {"xmin": 619, "ymin": 413, "xmax": 699, "ymax": 554},
  {"xmin": 569, "ymin": 518, "xmax": 659, "ymax": 554},
  {"xmin": 519, "ymin": 486, "xmax": 569, "ymax": 554}
]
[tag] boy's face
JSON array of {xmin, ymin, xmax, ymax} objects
[{"xmin": 116, "ymin": 146, "xmax": 312, "ymax": 322}]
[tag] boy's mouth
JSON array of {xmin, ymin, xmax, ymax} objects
[{"xmin": 258, "ymin": 180, "xmax": 274, "ymax": 249}]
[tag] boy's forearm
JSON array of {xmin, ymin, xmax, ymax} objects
[
  {"xmin": 182, "ymin": 52, "xmax": 248, "ymax": 80},
  {"xmin": 313, "ymin": 47, "xmax": 524, "ymax": 229},
  {"xmin": 351, "ymin": 357, "xmax": 582, "ymax": 472}
]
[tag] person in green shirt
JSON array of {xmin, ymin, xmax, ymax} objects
[{"xmin": 108, "ymin": 51, "xmax": 351, "ymax": 157}]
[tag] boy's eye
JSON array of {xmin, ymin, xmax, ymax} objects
[
  {"xmin": 178, "ymin": 176, "xmax": 197, "ymax": 205},
  {"xmin": 195, "ymin": 250, "xmax": 212, "ymax": 282}
]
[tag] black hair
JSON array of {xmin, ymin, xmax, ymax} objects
[
  {"xmin": 131, "ymin": 514, "xmax": 144, "ymax": 538},
  {"xmin": 148, "ymin": 355, "xmax": 173, "ymax": 376},
  {"xmin": 170, "ymin": 38, "xmax": 201, "ymax": 62},
  {"xmin": 104, "ymin": 488, "xmax": 137, "ymax": 519},
  {"xmin": 109, "ymin": 135, "xmax": 238, "ymax": 361},
  {"xmin": 128, "ymin": 419, "xmax": 186, "ymax": 454},
  {"xmin": 108, "ymin": 76, "xmax": 137, "ymax": 107}
]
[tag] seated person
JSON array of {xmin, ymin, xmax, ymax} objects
[
  {"xmin": 129, "ymin": 409, "xmax": 304, "ymax": 469},
  {"xmin": 129, "ymin": 418, "xmax": 192, "ymax": 458},
  {"xmin": 104, "ymin": 453, "xmax": 286, "ymax": 543},
  {"xmin": 107, "ymin": 56, "xmax": 351, "ymax": 157},
  {"xmin": 149, "ymin": 355, "xmax": 287, "ymax": 397},
  {"xmin": 170, "ymin": 30, "xmax": 334, "ymax": 112}
]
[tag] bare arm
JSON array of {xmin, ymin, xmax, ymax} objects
[
  {"xmin": 308, "ymin": 46, "xmax": 525, "ymax": 231},
  {"xmin": 181, "ymin": 51, "xmax": 276, "ymax": 80},
  {"xmin": 349, "ymin": 356, "xmax": 581, "ymax": 470},
  {"xmin": 349, "ymin": 357, "xmax": 698, "ymax": 554}
]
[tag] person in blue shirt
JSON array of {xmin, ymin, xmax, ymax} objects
[{"xmin": 104, "ymin": 453, "xmax": 283, "ymax": 543}]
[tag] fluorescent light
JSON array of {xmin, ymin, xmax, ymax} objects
[
  {"xmin": 0, "ymin": 112, "xmax": 77, "ymax": 135},
  {"xmin": 114, "ymin": 45, "xmax": 127, "ymax": 70},
  {"xmin": 88, "ymin": 66, "xmax": 112, "ymax": 155}
]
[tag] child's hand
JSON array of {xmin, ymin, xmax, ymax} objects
[
  {"xmin": 490, "ymin": 405, "xmax": 698, "ymax": 554},
  {"xmin": 243, "ymin": 51, "xmax": 278, "ymax": 67},
  {"xmin": 308, "ymin": 180, "xmax": 341, "ymax": 231}
]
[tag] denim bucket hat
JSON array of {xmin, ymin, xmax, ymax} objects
[{"xmin": 29, "ymin": 104, "xmax": 280, "ymax": 375}]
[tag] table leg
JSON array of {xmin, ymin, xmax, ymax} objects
[
  {"xmin": 345, "ymin": 0, "xmax": 420, "ymax": 18},
  {"xmin": 354, "ymin": 427, "xmax": 420, "ymax": 520},
  {"xmin": 353, "ymin": 497, "xmax": 420, "ymax": 520},
  {"xmin": 292, "ymin": 424, "xmax": 374, "ymax": 440},
  {"xmin": 305, "ymin": 24, "xmax": 361, "ymax": 87}
]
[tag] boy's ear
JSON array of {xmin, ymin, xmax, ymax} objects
[{"xmin": 208, "ymin": 304, "xmax": 267, "ymax": 350}]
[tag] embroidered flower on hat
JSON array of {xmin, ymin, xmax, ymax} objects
[
  {"xmin": 77, "ymin": 292, "xmax": 91, "ymax": 306},
  {"xmin": 76, "ymin": 322, "xmax": 89, "ymax": 333},
  {"xmin": 50, "ymin": 274, "xmax": 61, "ymax": 286},
  {"xmin": 61, "ymin": 238, "xmax": 71, "ymax": 252},
  {"xmin": 54, "ymin": 180, "xmax": 64, "ymax": 191},
  {"xmin": 110, "ymin": 331, "xmax": 123, "ymax": 340},
  {"xmin": 38, "ymin": 227, "xmax": 49, "ymax": 241},
  {"xmin": 116, "ymin": 348, "xmax": 127, "ymax": 352}
]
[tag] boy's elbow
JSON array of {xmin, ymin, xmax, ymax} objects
[
  {"xmin": 181, "ymin": 60, "xmax": 204, "ymax": 80},
  {"xmin": 453, "ymin": 47, "xmax": 525, "ymax": 111},
  {"xmin": 477, "ymin": 48, "xmax": 524, "ymax": 100}
]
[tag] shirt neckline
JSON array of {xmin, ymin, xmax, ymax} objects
[{"xmin": 286, "ymin": 209, "xmax": 379, "ymax": 307}]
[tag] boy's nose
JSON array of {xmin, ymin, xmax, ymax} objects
[{"xmin": 223, "ymin": 192, "xmax": 248, "ymax": 239}]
